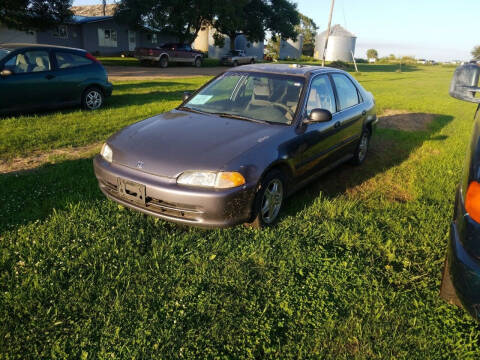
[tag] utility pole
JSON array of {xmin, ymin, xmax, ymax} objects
[
  {"xmin": 102, "ymin": 0, "xmax": 106, "ymax": 16},
  {"xmin": 322, "ymin": 0, "xmax": 335, "ymax": 67}
]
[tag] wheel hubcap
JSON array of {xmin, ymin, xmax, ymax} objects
[
  {"xmin": 260, "ymin": 179, "xmax": 283, "ymax": 224},
  {"xmin": 86, "ymin": 91, "xmax": 102, "ymax": 109},
  {"xmin": 358, "ymin": 133, "xmax": 369, "ymax": 161}
]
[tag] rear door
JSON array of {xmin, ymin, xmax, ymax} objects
[
  {"xmin": 51, "ymin": 50, "xmax": 97, "ymax": 104},
  {"xmin": 330, "ymin": 73, "xmax": 365, "ymax": 155},
  {"xmin": 0, "ymin": 49, "xmax": 56, "ymax": 111}
]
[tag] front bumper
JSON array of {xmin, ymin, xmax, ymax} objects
[
  {"xmin": 93, "ymin": 155, "xmax": 256, "ymax": 228},
  {"xmin": 448, "ymin": 219, "xmax": 480, "ymax": 321}
]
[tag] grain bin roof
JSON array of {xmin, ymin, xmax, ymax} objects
[{"xmin": 318, "ymin": 24, "xmax": 356, "ymax": 38}]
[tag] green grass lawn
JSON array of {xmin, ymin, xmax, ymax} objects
[{"xmin": 2, "ymin": 65, "xmax": 480, "ymax": 359}]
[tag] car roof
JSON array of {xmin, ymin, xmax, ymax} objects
[
  {"xmin": 0, "ymin": 43, "xmax": 86, "ymax": 52},
  {"xmin": 232, "ymin": 63, "xmax": 344, "ymax": 77}
]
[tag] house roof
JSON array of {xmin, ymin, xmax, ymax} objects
[
  {"xmin": 71, "ymin": 4, "xmax": 117, "ymax": 17},
  {"xmin": 318, "ymin": 24, "xmax": 355, "ymax": 38},
  {"xmin": 69, "ymin": 15, "xmax": 113, "ymax": 24}
]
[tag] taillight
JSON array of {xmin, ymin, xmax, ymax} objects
[
  {"xmin": 466, "ymin": 181, "xmax": 480, "ymax": 222},
  {"xmin": 85, "ymin": 52, "xmax": 100, "ymax": 63}
]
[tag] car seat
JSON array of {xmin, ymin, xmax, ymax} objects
[{"xmin": 32, "ymin": 56, "xmax": 48, "ymax": 72}]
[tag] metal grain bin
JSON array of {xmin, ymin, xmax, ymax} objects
[{"xmin": 314, "ymin": 24, "xmax": 356, "ymax": 62}]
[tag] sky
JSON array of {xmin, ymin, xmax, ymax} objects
[{"xmin": 72, "ymin": 0, "xmax": 480, "ymax": 61}]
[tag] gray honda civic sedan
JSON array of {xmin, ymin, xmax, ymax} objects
[{"xmin": 94, "ymin": 64, "xmax": 377, "ymax": 228}]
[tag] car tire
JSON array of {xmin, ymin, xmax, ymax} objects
[
  {"xmin": 159, "ymin": 56, "xmax": 168, "ymax": 68},
  {"xmin": 248, "ymin": 170, "xmax": 286, "ymax": 228},
  {"xmin": 194, "ymin": 57, "xmax": 202, "ymax": 67},
  {"xmin": 233, "ymin": 60, "xmax": 239, "ymax": 67},
  {"xmin": 250, "ymin": 58, "xmax": 255, "ymax": 64},
  {"xmin": 350, "ymin": 128, "xmax": 370, "ymax": 165},
  {"xmin": 82, "ymin": 87, "xmax": 104, "ymax": 110}
]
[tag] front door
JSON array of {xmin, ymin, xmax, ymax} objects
[
  {"xmin": 0, "ymin": 49, "xmax": 56, "ymax": 112},
  {"xmin": 295, "ymin": 74, "xmax": 341, "ymax": 177},
  {"xmin": 128, "ymin": 30, "xmax": 136, "ymax": 52}
]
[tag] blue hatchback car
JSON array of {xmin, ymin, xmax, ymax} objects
[
  {"xmin": 0, "ymin": 43, "xmax": 112, "ymax": 113},
  {"xmin": 441, "ymin": 63, "xmax": 480, "ymax": 320}
]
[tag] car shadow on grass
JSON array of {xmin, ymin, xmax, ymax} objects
[
  {"xmin": 281, "ymin": 113, "xmax": 454, "ymax": 218},
  {"xmin": 0, "ymin": 157, "xmax": 102, "ymax": 233}
]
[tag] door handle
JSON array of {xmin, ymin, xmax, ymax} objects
[
  {"xmin": 362, "ymin": 110, "xmax": 367, "ymax": 116},
  {"xmin": 45, "ymin": 74, "xmax": 55, "ymax": 80},
  {"xmin": 334, "ymin": 121, "xmax": 341, "ymax": 129}
]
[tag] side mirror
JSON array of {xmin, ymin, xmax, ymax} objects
[
  {"xmin": 450, "ymin": 63, "xmax": 480, "ymax": 103},
  {"xmin": 182, "ymin": 91, "xmax": 192, "ymax": 102},
  {"xmin": 305, "ymin": 108, "xmax": 332, "ymax": 123},
  {"xmin": 0, "ymin": 69, "xmax": 12, "ymax": 77}
]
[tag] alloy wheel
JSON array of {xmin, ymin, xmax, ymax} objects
[
  {"xmin": 358, "ymin": 132, "xmax": 369, "ymax": 162},
  {"xmin": 85, "ymin": 90, "xmax": 102, "ymax": 110},
  {"xmin": 260, "ymin": 179, "xmax": 284, "ymax": 224}
]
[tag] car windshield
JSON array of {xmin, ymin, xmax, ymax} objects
[
  {"xmin": 227, "ymin": 50, "xmax": 241, "ymax": 56},
  {"xmin": 182, "ymin": 72, "xmax": 305, "ymax": 124},
  {"xmin": 0, "ymin": 49, "xmax": 10, "ymax": 61}
]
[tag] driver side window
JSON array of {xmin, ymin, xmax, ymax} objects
[{"xmin": 306, "ymin": 75, "xmax": 336, "ymax": 115}]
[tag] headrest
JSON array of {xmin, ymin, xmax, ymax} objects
[{"xmin": 253, "ymin": 79, "xmax": 270, "ymax": 97}]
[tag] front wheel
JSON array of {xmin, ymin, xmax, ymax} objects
[
  {"xmin": 248, "ymin": 170, "xmax": 286, "ymax": 228},
  {"xmin": 233, "ymin": 60, "xmax": 239, "ymax": 67},
  {"xmin": 194, "ymin": 57, "xmax": 202, "ymax": 67},
  {"xmin": 351, "ymin": 129, "xmax": 370, "ymax": 165},
  {"xmin": 82, "ymin": 87, "xmax": 103, "ymax": 110}
]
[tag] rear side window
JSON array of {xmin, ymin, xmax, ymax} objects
[
  {"xmin": 55, "ymin": 52, "xmax": 92, "ymax": 69},
  {"xmin": 4, "ymin": 50, "xmax": 51, "ymax": 74},
  {"xmin": 332, "ymin": 73, "xmax": 360, "ymax": 110}
]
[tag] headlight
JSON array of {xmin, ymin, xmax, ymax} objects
[
  {"xmin": 101, "ymin": 143, "xmax": 113, "ymax": 162},
  {"xmin": 177, "ymin": 171, "xmax": 246, "ymax": 189}
]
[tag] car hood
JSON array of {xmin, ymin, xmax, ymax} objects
[{"xmin": 108, "ymin": 110, "xmax": 283, "ymax": 178}]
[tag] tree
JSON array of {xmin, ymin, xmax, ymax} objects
[
  {"xmin": 296, "ymin": 13, "xmax": 317, "ymax": 56},
  {"xmin": 366, "ymin": 49, "xmax": 378, "ymax": 59},
  {"xmin": 472, "ymin": 45, "xmax": 480, "ymax": 61},
  {"xmin": 115, "ymin": 0, "xmax": 214, "ymax": 44},
  {"xmin": 212, "ymin": 0, "xmax": 299, "ymax": 51},
  {"xmin": 0, "ymin": 0, "xmax": 73, "ymax": 32}
]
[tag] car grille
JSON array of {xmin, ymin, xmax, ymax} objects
[{"xmin": 100, "ymin": 180, "xmax": 203, "ymax": 221}]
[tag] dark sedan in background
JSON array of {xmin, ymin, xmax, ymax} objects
[
  {"xmin": 94, "ymin": 64, "xmax": 377, "ymax": 228},
  {"xmin": 441, "ymin": 63, "xmax": 480, "ymax": 320},
  {"xmin": 0, "ymin": 43, "xmax": 112, "ymax": 113}
]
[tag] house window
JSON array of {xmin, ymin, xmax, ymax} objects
[
  {"xmin": 53, "ymin": 25, "xmax": 68, "ymax": 39},
  {"xmin": 148, "ymin": 33, "xmax": 158, "ymax": 44},
  {"xmin": 98, "ymin": 28, "xmax": 117, "ymax": 47}
]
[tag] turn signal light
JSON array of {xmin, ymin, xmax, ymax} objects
[
  {"xmin": 216, "ymin": 172, "xmax": 246, "ymax": 188},
  {"xmin": 466, "ymin": 181, "xmax": 480, "ymax": 223}
]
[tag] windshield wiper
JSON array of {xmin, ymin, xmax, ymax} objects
[
  {"xmin": 177, "ymin": 106, "xmax": 210, "ymax": 115},
  {"xmin": 213, "ymin": 112, "xmax": 270, "ymax": 124}
]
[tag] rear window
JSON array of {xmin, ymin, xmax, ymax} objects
[{"xmin": 55, "ymin": 52, "xmax": 92, "ymax": 69}]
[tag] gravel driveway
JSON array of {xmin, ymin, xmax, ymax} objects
[{"xmin": 106, "ymin": 65, "xmax": 226, "ymax": 80}]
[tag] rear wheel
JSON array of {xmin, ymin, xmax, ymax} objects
[
  {"xmin": 250, "ymin": 58, "xmax": 255, "ymax": 64},
  {"xmin": 194, "ymin": 57, "xmax": 202, "ymax": 67},
  {"xmin": 159, "ymin": 56, "xmax": 168, "ymax": 68},
  {"xmin": 248, "ymin": 170, "xmax": 286, "ymax": 228},
  {"xmin": 350, "ymin": 129, "xmax": 370, "ymax": 165},
  {"xmin": 233, "ymin": 60, "xmax": 239, "ymax": 67},
  {"xmin": 82, "ymin": 87, "xmax": 103, "ymax": 110}
]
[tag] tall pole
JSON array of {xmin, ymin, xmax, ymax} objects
[
  {"xmin": 322, "ymin": 0, "xmax": 335, "ymax": 67},
  {"xmin": 102, "ymin": 0, "xmax": 106, "ymax": 16}
]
